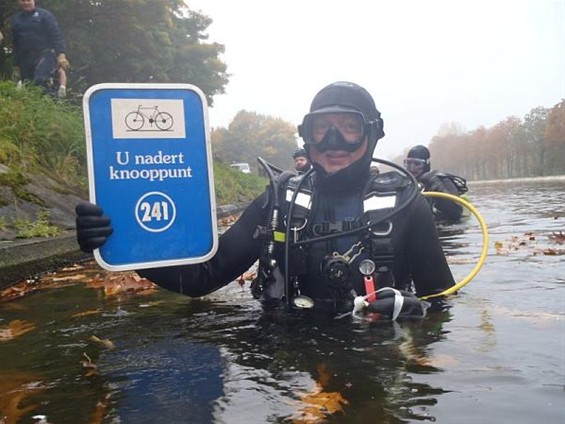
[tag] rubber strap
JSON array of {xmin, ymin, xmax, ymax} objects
[
  {"xmin": 391, "ymin": 288, "xmax": 404, "ymax": 321},
  {"xmin": 375, "ymin": 287, "xmax": 404, "ymax": 321}
]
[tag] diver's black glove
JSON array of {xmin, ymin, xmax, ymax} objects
[
  {"xmin": 418, "ymin": 172, "xmax": 443, "ymax": 192},
  {"xmin": 75, "ymin": 202, "xmax": 113, "ymax": 252},
  {"xmin": 366, "ymin": 288, "xmax": 428, "ymax": 320}
]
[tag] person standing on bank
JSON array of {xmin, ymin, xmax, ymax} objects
[
  {"xmin": 11, "ymin": 0, "xmax": 70, "ymax": 95},
  {"xmin": 76, "ymin": 82, "xmax": 455, "ymax": 320},
  {"xmin": 404, "ymin": 145, "xmax": 465, "ymax": 222},
  {"xmin": 292, "ymin": 147, "xmax": 312, "ymax": 173}
]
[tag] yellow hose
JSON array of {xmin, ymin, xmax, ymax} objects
[{"xmin": 419, "ymin": 191, "xmax": 489, "ymax": 300}]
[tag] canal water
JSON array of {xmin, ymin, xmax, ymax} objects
[{"xmin": 1, "ymin": 177, "xmax": 564, "ymax": 423}]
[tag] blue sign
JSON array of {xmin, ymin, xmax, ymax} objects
[{"xmin": 83, "ymin": 83, "xmax": 218, "ymax": 271}]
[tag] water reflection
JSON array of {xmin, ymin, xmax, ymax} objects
[
  {"xmin": 0, "ymin": 275, "xmax": 453, "ymax": 423},
  {"xmin": 205, "ymin": 305, "xmax": 453, "ymax": 422}
]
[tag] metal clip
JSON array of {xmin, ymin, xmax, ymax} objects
[
  {"xmin": 339, "ymin": 241, "xmax": 365, "ymax": 264},
  {"xmin": 369, "ymin": 220, "xmax": 393, "ymax": 237}
]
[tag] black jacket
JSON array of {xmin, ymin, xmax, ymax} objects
[
  {"xmin": 11, "ymin": 7, "xmax": 66, "ymax": 67},
  {"xmin": 418, "ymin": 170, "xmax": 463, "ymax": 221},
  {"xmin": 139, "ymin": 172, "xmax": 455, "ymax": 300}
]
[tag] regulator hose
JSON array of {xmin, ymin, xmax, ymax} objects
[{"xmin": 419, "ymin": 191, "xmax": 489, "ymax": 300}]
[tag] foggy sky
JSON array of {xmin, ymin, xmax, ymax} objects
[{"xmin": 187, "ymin": 0, "xmax": 565, "ymax": 159}]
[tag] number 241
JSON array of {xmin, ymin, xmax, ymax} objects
[{"xmin": 140, "ymin": 201, "xmax": 169, "ymax": 222}]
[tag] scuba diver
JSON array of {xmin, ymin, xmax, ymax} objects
[
  {"xmin": 404, "ymin": 145, "xmax": 468, "ymax": 222},
  {"xmin": 292, "ymin": 147, "xmax": 312, "ymax": 173},
  {"xmin": 76, "ymin": 81, "xmax": 455, "ymax": 320}
]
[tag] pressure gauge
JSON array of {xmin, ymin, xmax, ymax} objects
[
  {"xmin": 358, "ymin": 259, "xmax": 376, "ymax": 276},
  {"xmin": 293, "ymin": 295, "xmax": 314, "ymax": 309}
]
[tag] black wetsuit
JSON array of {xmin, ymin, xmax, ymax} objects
[
  {"xmin": 418, "ymin": 170, "xmax": 463, "ymax": 221},
  {"xmin": 139, "ymin": 171, "xmax": 455, "ymax": 302},
  {"xmin": 11, "ymin": 7, "xmax": 66, "ymax": 88}
]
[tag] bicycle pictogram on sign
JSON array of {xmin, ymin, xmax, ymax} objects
[{"xmin": 125, "ymin": 105, "xmax": 174, "ymax": 131}]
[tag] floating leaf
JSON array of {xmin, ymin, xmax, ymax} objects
[
  {"xmin": 81, "ymin": 352, "xmax": 99, "ymax": 377},
  {"xmin": 292, "ymin": 384, "xmax": 348, "ymax": 422},
  {"xmin": 89, "ymin": 335, "xmax": 115, "ymax": 350},
  {"xmin": 0, "ymin": 372, "xmax": 45, "ymax": 423},
  {"xmin": 242, "ymin": 271, "xmax": 257, "ymax": 280},
  {"xmin": 542, "ymin": 248, "xmax": 564, "ymax": 256},
  {"xmin": 98, "ymin": 273, "xmax": 156, "ymax": 297},
  {"xmin": 548, "ymin": 231, "xmax": 565, "ymax": 244},
  {"xmin": 237, "ymin": 275, "xmax": 245, "ymax": 288},
  {"xmin": 0, "ymin": 320, "xmax": 35, "ymax": 342},
  {"xmin": 289, "ymin": 363, "xmax": 348, "ymax": 422},
  {"xmin": 60, "ymin": 264, "xmax": 86, "ymax": 272},
  {"xmin": 72, "ymin": 309, "xmax": 102, "ymax": 318},
  {"xmin": 52, "ymin": 274, "xmax": 87, "ymax": 282}
]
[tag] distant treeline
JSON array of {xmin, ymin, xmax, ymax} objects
[{"xmin": 422, "ymin": 101, "xmax": 565, "ymax": 181}]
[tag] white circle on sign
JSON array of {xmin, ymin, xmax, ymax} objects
[{"xmin": 135, "ymin": 191, "xmax": 177, "ymax": 233}]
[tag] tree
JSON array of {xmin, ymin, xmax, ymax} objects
[
  {"xmin": 0, "ymin": 0, "xmax": 228, "ymax": 105},
  {"xmin": 0, "ymin": 1, "xmax": 19, "ymax": 78},
  {"xmin": 522, "ymin": 106, "xmax": 549, "ymax": 175},
  {"xmin": 544, "ymin": 100, "xmax": 565, "ymax": 173},
  {"xmin": 211, "ymin": 111, "xmax": 297, "ymax": 172}
]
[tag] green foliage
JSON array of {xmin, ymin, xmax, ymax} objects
[
  {"xmin": 0, "ymin": 81, "xmax": 86, "ymax": 186},
  {"xmin": 0, "ymin": 169, "xmax": 46, "ymax": 206},
  {"xmin": 213, "ymin": 161, "xmax": 267, "ymax": 205},
  {"xmin": 15, "ymin": 210, "xmax": 60, "ymax": 238}
]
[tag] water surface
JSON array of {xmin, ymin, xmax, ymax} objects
[{"xmin": 1, "ymin": 177, "xmax": 564, "ymax": 423}]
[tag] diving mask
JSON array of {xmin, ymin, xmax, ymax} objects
[{"xmin": 299, "ymin": 111, "xmax": 370, "ymax": 152}]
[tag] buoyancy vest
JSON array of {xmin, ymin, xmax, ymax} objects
[
  {"xmin": 436, "ymin": 172, "xmax": 468, "ymax": 195},
  {"xmin": 252, "ymin": 170, "xmax": 414, "ymax": 309}
]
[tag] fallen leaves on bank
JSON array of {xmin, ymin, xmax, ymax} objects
[{"xmin": 218, "ymin": 214, "xmax": 238, "ymax": 228}]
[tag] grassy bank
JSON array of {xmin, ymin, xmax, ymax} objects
[{"xmin": 0, "ymin": 81, "xmax": 87, "ymax": 188}]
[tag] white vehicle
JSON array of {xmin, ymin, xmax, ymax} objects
[{"xmin": 230, "ymin": 162, "xmax": 251, "ymax": 174}]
